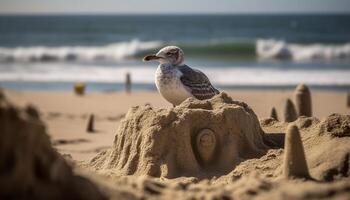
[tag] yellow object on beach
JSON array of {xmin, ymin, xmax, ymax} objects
[{"xmin": 74, "ymin": 82, "xmax": 86, "ymax": 95}]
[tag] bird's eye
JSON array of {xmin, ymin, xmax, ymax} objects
[{"xmin": 166, "ymin": 52, "xmax": 172, "ymax": 56}]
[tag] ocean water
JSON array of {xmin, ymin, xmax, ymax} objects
[{"xmin": 0, "ymin": 14, "xmax": 350, "ymax": 91}]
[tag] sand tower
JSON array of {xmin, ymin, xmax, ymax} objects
[
  {"xmin": 270, "ymin": 107, "xmax": 278, "ymax": 121},
  {"xmin": 284, "ymin": 98, "xmax": 297, "ymax": 122},
  {"xmin": 294, "ymin": 84, "xmax": 312, "ymax": 117},
  {"xmin": 283, "ymin": 125, "xmax": 310, "ymax": 179}
]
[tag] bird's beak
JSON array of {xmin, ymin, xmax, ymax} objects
[{"xmin": 143, "ymin": 54, "xmax": 162, "ymax": 61}]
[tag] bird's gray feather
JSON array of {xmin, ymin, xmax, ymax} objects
[{"xmin": 177, "ymin": 65, "xmax": 219, "ymax": 100}]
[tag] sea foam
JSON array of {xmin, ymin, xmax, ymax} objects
[
  {"xmin": 0, "ymin": 63, "xmax": 349, "ymax": 87},
  {"xmin": 256, "ymin": 39, "xmax": 350, "ymax": 60}
]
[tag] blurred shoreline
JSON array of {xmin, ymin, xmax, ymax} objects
[{"xmin": 1, "ymin": 81, "xmax": 350, "ymax": 92}]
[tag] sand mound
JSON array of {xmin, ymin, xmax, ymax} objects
[
  {"xmin": 90, "ymin": 113, "xmax": 350, "ymax": 200},
  {"xmin": 0, "ymin": 94, "xmax": 105, "ymax": 200},
  {"xmin": 308, "ymin": 114, "xmax": 350, "ymax": 181},
  {"xmin": 256, "ymin": 114, "xmax": 350, "ymax": 181},
  {"xmin": 91, "ymin": 93, "xmax": 269, "ymax": 178},
  {"xmin": 319, "ymin": 113, "xmax": 350, "ymax": 137}
]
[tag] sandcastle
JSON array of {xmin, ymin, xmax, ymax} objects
[
  {"xmin": 2, "ymin": 88, "xmax": 350, "ymax": 200},
  {"xmin": 0, "ymin": 94, "xmax": 105, "ymax": 200},
  {"xmin": 91, "ymin": 92, "xmax": 270, "ymax": 178}
]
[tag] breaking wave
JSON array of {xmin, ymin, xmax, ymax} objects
[
  {"xmin": 1, "ymin": 39, "xmax": 350, "ymax": 63},
  {"xmin": 256, "ymin": 39, "xmax": 350, "ymax": 60},
  {"xmin": 0, "ymin": 40, "xmax": 162, "ymax": 63}
]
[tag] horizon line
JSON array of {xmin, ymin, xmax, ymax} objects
[{"xmin": 0, "ymin": 11, "xmax": 349, "ymax": 16}]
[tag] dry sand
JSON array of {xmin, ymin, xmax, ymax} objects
[
  {"xmin": 3, "ymin": 89, "xmax": 348, "ymax": 161},
  {"xmin": 1, "ymin": 88, "xmax": 350, "ymax": 200},
  {"xmin": 4, "ymin": 89, "xmax": 348, "ymax": 119}
]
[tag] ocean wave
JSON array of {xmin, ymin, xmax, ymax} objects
[
  {"xmin": 256, "ymin": 39, "xmax": 350, "ymax": 60},
  {"xmin": 0, "ymin": 39, "xmax": 162, "ymax": 63},
  {"xmin": 1, "ymin": 39, "xmax": 350, "ymax": 63},
  {"xmin": 1, "ymin": 63, "xmax": 349, "ymax": 86},
  {"xmin": 179, "ymin": 41, "xmax": 255, "ymax": 58},
  {"xmin": 0, "ymin": 40, "xmax": 257, "ymax": 63}
]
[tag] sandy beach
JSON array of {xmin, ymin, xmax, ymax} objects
[
  {"xmin": 1, "ymin": 87, "xmax": 350, "ymax": 200},
  {"xmin": 3, "ymin": 89, "xmax": 349, "ymax": 161}
]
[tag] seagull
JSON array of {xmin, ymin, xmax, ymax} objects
[{"xmin": 143, "ymin": 46, "xmax": 219, "ymax": 106}]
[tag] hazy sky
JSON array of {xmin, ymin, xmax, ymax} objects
[{"xmin": 0, "ymin": 0, "xmax": 349, "ymax": 14}]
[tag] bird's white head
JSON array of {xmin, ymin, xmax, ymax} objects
[{"xmin": 143, "ymin": 46, "xmax": 184, "ymax": 66}]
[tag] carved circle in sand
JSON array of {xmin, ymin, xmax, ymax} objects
[{"xmin": 194, "ymin": 129, "xmax": 217, "ymax": 166}]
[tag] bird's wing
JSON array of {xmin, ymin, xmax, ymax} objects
[{"xmin": 178, "ymin": 65, "xmax": 219, "ymax": 100}]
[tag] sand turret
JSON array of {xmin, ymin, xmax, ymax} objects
[
  {"xmin": 270, "ymin": 107, "xmax": 278, "ymax": 121},
  {"xmin": 86, "ymin": 114, "xmax": 95, "ymax": 133},
  {"xmin": 283, "ymin": 124, "xmax": 310, "ymax": 179},
  {"xmin": 294, "ymin": 84, "xmax": 312, "ymax": 117},
  {"xmin": 284, "ymin": 98, "xmax": 297, "ymax": 122}
]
